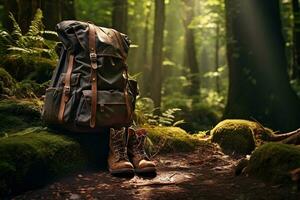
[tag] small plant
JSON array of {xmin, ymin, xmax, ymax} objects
[
  {"xmin": 134, "ymin": 97, "xmax": 184, "ymax": 127},
  {"xmin": 0, "ymin": 9, "xmax": 57, "ymax": 60}
]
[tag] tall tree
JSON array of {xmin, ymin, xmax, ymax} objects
[
  {"xmin": 215, "ymin": 22, "xmax": 220, "ymax": 93},
  {"xmin": 3, "ymin": 0, "xmax": 41, "ymax": 33},
  {"xmin": 112, "ymin": 0, "xmax": 128, "ymax": 33},
  {"xmin": 43, "ymin": 0, "xmax": 75, "ymax": 30},
  {"xmin": 2, "ymin": 0, "xmax": 75, "ymax": 32},
  {"xmin": 150, "ymin": 0, "xmax": 165, "ymax": 109},
  {"xmin": 292, "ymin": 0, "xmax": 300, "ymax": 79},
  {"xmin": 140, "ymin": 2, "xmax": 152, "ymax": 96},
  {"xmin": 183, "ymin": 0, "xmax": 200, "ymax": 96},
  {"xmin": 224, "ymin": 0, "xmax": 300, "ymax": 131}
]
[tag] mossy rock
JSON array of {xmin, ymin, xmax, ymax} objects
[
  {"xmin": 144, "ymin": 126, "xmax": 202, "ymax": 154},
  {"xmin": 246, "ymin": 143, "xmax": 300, "ymax": 184},
  {"xmin": 0, "ymin": 129, "xmax": 86, "ymax": 197},
  {"xmin": 2, "ymin": 56, "xmax": 55, "ymax": 83},
  {"xmin": 0, "ymin": 99, "xmax": 42, "ymax": 135},
  {"xmin": 0, "ymin": 68, "xmax": 16, "ymax": 96},
  {"xmin": 211, "ymin": 119, "xmax": 258, "ymax": 155}
]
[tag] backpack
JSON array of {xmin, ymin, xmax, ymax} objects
[{"xmin": 42, "ymin": 20, "xmax": 138, "ymax": 133}]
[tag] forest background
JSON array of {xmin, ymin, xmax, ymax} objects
[{"xmin": 1, "ymin": 0, "xmax": 300, "ymax": 133}]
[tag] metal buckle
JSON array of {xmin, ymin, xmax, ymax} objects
[
  {"xmin": 63, "ymin": 86, "xmax": 71, "ymax": 102},
  {"xmin": 90, "ymin": 52, "xmax": 97, "ymax": 62},
  {"xmin": 63, "ymin": 86, "xmax": 70, "ymax": 95}
]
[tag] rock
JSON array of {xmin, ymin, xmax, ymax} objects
[
  {"xmin": 246, "ymin": 143, "xmax": 300, "ymax": 184},
  {"xmin": 0, "ymin": 99, "xmax": 42, "ymax": 135},
  {"xmin": 0, "ymin": 68, "xmax": 16, "ymax": 96},
  {"xmin": 144, "ymin": 126, "xmax": 201, "ymax": 154},
  {"xmin": 0, "ymin": 129, "xmax": 86, "ymax": 197},
  {"xmin": 211, "ymin": 120, "xmax": 258, "ymax": 155}
]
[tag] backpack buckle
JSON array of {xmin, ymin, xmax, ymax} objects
[
  {"xmin": 90, "ymin": 52, "xmax": 97, "ymax": 62},
  {"xmin": 63, "ymin": 86, "xmax": 71, "ymax": 102}
]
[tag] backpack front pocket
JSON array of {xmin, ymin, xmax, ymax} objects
[
  {"xmin": 76, "ymin": 90, "xmax": 133, "ymax": 127},
  {"xmin": 42, "ymin": 87, "xmax": 63, "ymax": 124}
]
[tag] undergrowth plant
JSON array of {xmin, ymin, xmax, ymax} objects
[
  {"xmin": 0, "ymin": 9, "xmax": 57, "ymax": 60},
  {"xmin": 134, "ymin": 97, "xmax": 184, "ymax": 127}
]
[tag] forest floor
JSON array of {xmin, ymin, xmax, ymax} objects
[{"xmin": 12, "ymin": 144, "xmax": 300, "ymax": 200}]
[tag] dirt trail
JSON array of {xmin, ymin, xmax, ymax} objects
[{"xmin": 13, "ymin": 144, "xmax": 300, "ymax": 200}]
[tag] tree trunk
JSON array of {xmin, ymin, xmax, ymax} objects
[
  {"xmin": 292, "ymin": 0, "xmax": 300, "ymax": 79},
  {"xmin": 183, "ymin": 0, "xmax": 200, "ymax": 96},
  {"xmin": 3, "ymin": 0, "xmax": 42, "ymax": 33},
  {"xmin": 150, "ymin": 0, "xmax": 165, "ymax": 110},
  {"xmin": 3, "ymin": 0, "xmax": 74, "ymax": 32},
  {"xmin": 61, "ymin": 0, "xmax": 75, "ymax": 19},
  {"xmin": 224, "ymin": 0, "xmax": 300, "ymax": 131},
  {"xmin": 140, "ymin": 2, "xmax": 152, "ymax": 96},
  {"xmin": 215, "ymin": 22, "xmax": 220, "ymax": 93},
  {"xmin": 42, "ymin": 0, "xmax": 61, "ymax": 30},
  {"xmin": 112, "ymin": 0, "xmax": 128, "ymax": 33}
]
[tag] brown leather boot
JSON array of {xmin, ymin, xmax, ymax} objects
[
  {"xmin": 108, "ymin": 128, "xmax": 134, "ymax": 175},
  {"xmin": 128, "ymin": 128, "xmax": 156, "ymax": 173}
]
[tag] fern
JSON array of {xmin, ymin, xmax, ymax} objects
[
  {"xmin": 9, "ymin": 12, "xmax": 23, "ymax": 42},
  {"xmin": 27, "ymin": 9, "xmax": 44, "ymax": 36},
  {"xmin": 134, "ymin": 97, "xmax": 184, "ymax": 127},
  {"xmin": 1, "ymin": 9, "xmax": 57, "ymax": 60}
]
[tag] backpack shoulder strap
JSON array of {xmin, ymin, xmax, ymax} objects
[
  {"xmin": 88, "ymin": 23, "xmax": 98, "ymax": 128},
  {"xmin": 58, "ymin": 54, "xmax": 74, "ymax": 123}
]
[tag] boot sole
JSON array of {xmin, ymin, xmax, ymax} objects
[
  {"xmin": 109, "ymin": 168, "xmax": 134, "ymax": 175},
  {"xmin": 135, "ymin": 167, "xmax": 156, "ymax": 174}
]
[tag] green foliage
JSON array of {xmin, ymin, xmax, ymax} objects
[
  {"xmin": 246, "ymin": 143, "xmax": 300, "ymax": 184},
  {"xmin": 0, "ymin": 9, "xmax": 57, "ymax": 84},
  {"xmin": 0, "ymin": 129, "xmax": 85, "ymax": 196},
  {"xmin": 134, "ymin": 97, "xmax": 183, "ymax": 127},
  {"xmin": 75, "ymin": 0, "xmax": 113, "ymax": 27},
  {"xmin": 0, "ymin": 68, "xmax": 16, "ymax": 96},
  {"xmin": 2, "ymin": 9, "xmax": 57, "ymax": 59}
]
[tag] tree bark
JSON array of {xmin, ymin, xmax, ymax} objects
[
  {"xmin": 3, "ymin": 0, "xmax": 75, "ymax": 32},
  {"xmin": 292, "ymin": 0, "xmax": 300, "ymax": 79},
  {"xmin": 183, "ymin": 0, "xmax": 200, "ymax": 96},
  {"xmin": 3, "ymin": 0, "xmax": 42, "ymax": 33},
  {"xmin": 140, "ymin": 2, "xmax": 152, "ymax": 96},
  {"xmin": 215, "ymin": 22, "xmax": 220, "ymax": 93},
  {"xmin": 224, "ymin": 0, "xmax": 300, "ymax": 131},
  {"xmin": 112, "ymin": 0, "xmax": 128, "ymax": 33},
  {"xmin": 150, "ymin": 0, "xmax": 165, "ymax": 110},
  {"xmin": 61, "ymin": 0, "xmax": 75, "ymax": 20},
  {"xmin": 42, "ymin": 0, "xmax": 61, "ymax": 30}
]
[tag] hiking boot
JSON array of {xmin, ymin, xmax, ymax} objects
[
  {"xmin": 128, "ymin": 127, "xmax": 156, "ymax": 173},
  {"xmin": 108, "ymin": 127, "xmax": 134, "ymax": 175}
]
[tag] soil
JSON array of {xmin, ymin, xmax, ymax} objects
[{"xmin": 12, "ymin": 144, "xmax": 300, "ymax": 200}]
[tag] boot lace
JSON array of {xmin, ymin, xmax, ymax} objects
[
  {"xmin": 111, "ymin": 128, "xmax": 129, "ymax": 161},
  {"xmin": 130, "ymin": 129, "xmax": 148, "ymax": 159}
]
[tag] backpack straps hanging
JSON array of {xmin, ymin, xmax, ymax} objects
[
  {"xmin": 58, "ymin": 54, "xmax": 74, "ymax": 123},
  {"xmin": 111, "ymin": 29, "xmax": 132, "ymax": 120},
  {"xmin": 88, "ymin": 23, "xmax": 98, "ymax": 128}
]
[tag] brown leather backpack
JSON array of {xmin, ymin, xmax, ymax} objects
[{"xmin": 42, "ymin": 21, "xmax": 138, "ymax": 132}]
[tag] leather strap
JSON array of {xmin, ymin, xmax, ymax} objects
[
  {"xmin": 58, "ymin": 54, "xmax": 74, "ymax": 123},
  {"xmin": 88, "ymin": 23, "xmax": 98, "ymax": 128}
]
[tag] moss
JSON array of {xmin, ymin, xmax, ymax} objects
[
  {"xmin": 2, "ymin": 56, "xmax": 55, "ymax": 83},
  {"xmin": 211, "ymin": 119, "xmax": 258, "ymax": 154},
  {"xmin": 0, "ymin": 99, "xmax": 42, "ymax": 134},
  {"xmin": 0, "ymin": 68, "xmax": 15, "ymax": 96},
  {"xmin": 0, "ymin": 129, "xmax": 86, "ymax": 196},
  {"xmin": 246, "ymin": 143, "xmax": 300, "ymax": 184},
  {"xmin": 144, "ymin": 126, "xmax": 202, "ymax": 154}
]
